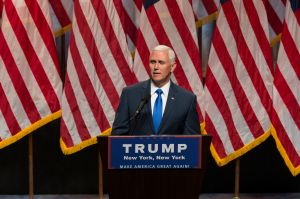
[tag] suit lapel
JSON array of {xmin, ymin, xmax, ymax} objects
[
  {"xmin": 158, "ymin": 82, "xmax": 177, "ymax": 134},
  {"xmin": 142, "ymin": 80, "xmax": 154, "ymax": 133}
]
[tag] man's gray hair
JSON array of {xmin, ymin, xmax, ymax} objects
[{"xmin": 152, "ymin": 45, "xmax": 176, "ymax": 64}]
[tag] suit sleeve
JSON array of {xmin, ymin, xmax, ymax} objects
[
  {"xmin": 183, "ymin": 95, "xmax": 200, "ymax": 135},
  {"xmin": 111, "ymin": 88, "xmax": 130, "ymax": 135}
]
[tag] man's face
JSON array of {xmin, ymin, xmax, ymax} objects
[{"xmin": 149, "ymin": 50, "xmax": 176, "ymax": 87}]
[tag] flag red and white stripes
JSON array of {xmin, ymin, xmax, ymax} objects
[
  {"xmin": 204, "ymin": 0, "xmax": 273, "ymax": 166},
  {"xmin": 263, "ymin": 0, "xmax": 286, "ymax": 43},
  {"xmin": 49, "ymin": 0, "xmax": 73, "ymax": 36},
  {"xmin": 133, "ymin": 0, "xmax": 205, "ymax": 125},
  {"xmin": 60, "ymin": 0, "xmax": 137, "ymax": 154},
  {"xmin": 192, "ymin": 0, "xmax": 219, "ymax": 20},
  {"xmin": 114, "ymin": 0, "xmax": 142, "ymax": 52},
  {"xmin": 272, "ymin": 0, "xmax": 300, "ymax": 176},
  {"xmin": 0, "ymin": 0, "xmax": 62, "ymax": 149}
]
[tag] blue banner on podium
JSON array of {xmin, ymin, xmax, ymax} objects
[{"xmin": 108, "ymin": 136, "xmax": 202, "ymax": 169}]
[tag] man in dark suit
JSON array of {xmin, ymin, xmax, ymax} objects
[{"xmin": 111, "ymin": 45, "xmax": 200, "ymax": 135}]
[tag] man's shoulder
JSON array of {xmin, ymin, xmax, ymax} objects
[
  {"xmin": 171, "ymin": 82, "xmax": 195, "ymax": 98},
  {"xmin": 123, "ymin": 79, "xmax": 149, "ymax": 92}
]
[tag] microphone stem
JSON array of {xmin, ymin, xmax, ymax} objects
[{"xmin": 129, "ymin": 94, "xmax": 151, "ymax": 135}]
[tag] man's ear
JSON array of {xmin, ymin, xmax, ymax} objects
[{"xmin": 171, "ymin": 63, "xmax": 177, "ymax": 73}]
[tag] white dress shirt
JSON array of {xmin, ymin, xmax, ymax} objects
[{"xmin": 150, "ymin": 81, "xmax": 170, "ymax": 116}]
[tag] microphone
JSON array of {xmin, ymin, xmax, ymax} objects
[{"xmin": 129, "ymin": 94, "xmax": 151, "ymax": 121}]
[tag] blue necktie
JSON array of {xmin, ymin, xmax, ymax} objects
[{"xmin": 153, "ymin": 89, "xmax": 163, "ymax": 134}]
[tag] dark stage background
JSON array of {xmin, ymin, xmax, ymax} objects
[{"xmin": 0, "ymin": 119, "xmax": 299, "ymax": 194}]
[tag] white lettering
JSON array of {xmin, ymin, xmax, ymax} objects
[
  {"xmin": 178, "ymin": 144, "xmax": 187, "ymax": 153},
  {"xmin": 172, "ymin": 155, "xmax": 185, "ymax": 160},
  {"xmin": 139, "ymin": 155, "xmax": 154, "ymax": 160},
  {"xmin": 124, "ymin": 156, "xmax": 137, "ymax": 160},
  {"xmin": 122, "ymin": 144, "xmax": 132, "ymax": 153},
  {"xmin": 135, "ymin": 144, "xmax": 145, "ymax": 153},
  {"xmin": 120, "ymin": 165, "xmax": 132, "ymax": 168},
  {"xmin": 156, "ymin": 155, "xmax": 170, "ymax": 160},
  {"xmin": 148, "ymin": 144, "xmax": 158, "ymax": 153},
  {"xmin": 162, "ymin": 144, "xmax": 174, "ymax": 153},
  {"xmin": 122, "ymin": 143, "xmax": 188, "ymax": 154}
]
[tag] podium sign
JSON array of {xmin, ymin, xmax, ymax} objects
[{"xmin": 108, "ymin": 136, "xmax": 202, "ymax": 169}]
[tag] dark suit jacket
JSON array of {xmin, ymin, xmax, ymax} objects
[{"xmin": 111, "ymin": 79, "xmax": 200, "ymax": 135}]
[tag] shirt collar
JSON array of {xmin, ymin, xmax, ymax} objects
[{"xmin": 150, "ymin": 80, "xmax": 170, "ymax": 96}]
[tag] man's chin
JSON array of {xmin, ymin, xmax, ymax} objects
[
  {"xmin": 151, "ymin": 78, "xmax": 167, "ymax": 87},
  {"xmin": 151, "ymin": 77, "xmax": 161, "ymax": 83}
]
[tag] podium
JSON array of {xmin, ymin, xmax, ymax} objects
[{"xmin": 98, "ymin": 135, "xmax": 211, "ymax": 199}]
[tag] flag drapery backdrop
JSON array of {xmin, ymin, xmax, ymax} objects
[
  {"xmin": 49, "ymin": 0, "xmax": 73, "ymax": 36},
  {"xmin": 0, "ymin": 0, "xmax": 62, "ymax": 149},
  {"xmin": 60, "ymin": 0, "xmax": 137, "ymax": 154},
  {"xmin": 117, "ymin": 0, "xmax": 142, "ymax": 53},
  {"xmin": 271, "ymin": 0, "xmax": 300, "ymax": 176},
  {"xmin": 133, "ymin": 0, "xmax": 205, "ymax": 127},
  {"xmin": 118, "ymin": 0, "xmax": 221, "ymax": 54},
  {"xmin": 204, "ymin": 0, "xmax": 274, "ymax": 166},
  {"xmin": 118, "ymin": 0, "xmax": 220, "ymax": 57},
  {"xmin": 1, "ymin": 0, "xmax": 300, "ymax": 177},
  {"xmin": 263, "ymin": 0, "xmax": 286, "ymax": 44},
  {"xmin": 193, "ymin": 0, "xmax": 219, "ymax": 26}
]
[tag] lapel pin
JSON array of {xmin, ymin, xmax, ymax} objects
[{"xmin": 171, "ymin": 97, "xmax": 175, "ymax": 100}]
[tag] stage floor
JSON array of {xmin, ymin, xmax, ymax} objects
[{"xmin": 0, "ymin": 193, "xmax": 300, "ymax": 199}]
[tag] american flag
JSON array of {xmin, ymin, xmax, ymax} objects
[
  {"xmin": 115, "ymin": 0, "xmax": 142, "ymax": 53},
  {"xmin": 0, "ymin": 0, "xmax": 62, "ymax": 149},
  {"xmin": 272, "ymin": 0, "xmax": 300, "ymax": 176},
  {"xmin": 119, "ymin": 0, "xmax": 219, "ymax": 52},
  {"xmin": 49, "ymin": 0, "xmax": 73, "ymax": 36},
  {"xmin": 133, "ymin": 0, "xmax": 205, "ymax": 125},
  {"xmin": 204, "ymin": 0, "xmax": 274, "ymax": 166},
  {"xmin": 263, "ymin": 0, "xmax": 286, "ymax": 44},
  {"xmin": 192, "ymin": 0, "xmax": 219, "ymax": 26},
  {"xmin": 60, "ymin": 0, "xmax": 137, "ymax": 154}
]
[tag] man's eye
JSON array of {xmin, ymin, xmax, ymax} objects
[{"xmin": 150, "ymin": 60, "xmax": 156, "ymax": 64}]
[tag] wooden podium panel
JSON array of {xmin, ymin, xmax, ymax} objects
[{"xmin": 98, "ymin": 135, "xmax": 211, "ymax": 199}]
